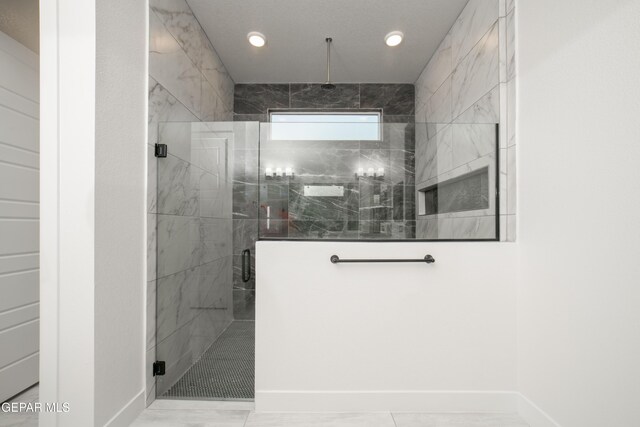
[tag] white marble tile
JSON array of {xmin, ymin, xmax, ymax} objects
[
  {"xmin": 507, "ymin": 145, "xmax": 516, "ymax": 215},
  {"xmin": 507, "ymin": 80, "xmax": 516, "ymax": 148},
  {"xmin": 499, "ymin": 16, "xmax": 507, "ymax": 83},
  {"xmin": 145, "ymin": 347, "xmax": 156, "ymax": 406},
  {"xmin": 148, "ymin": 77, "xmax": 198, "ymax": 146},
  {"xmin": 499, "ymin": 214, "xmax": 508, "ymax": 241},
  {"xmin": 451, "ymin": 123, "xmax": 496, "ymax": 169},
  {"xmin": 158, "ymin": 121, "xmax": 192, "ymax": 164},
  {"xmin": 155, "ymin": 323, "xmax": 193, "ymax": 395},
  {"xmin": 422, "ymin": 34, "xmax": 452, "ymax": 98},
  {"xmin": 201, "ymin": 41, "xmax": 235, "ymax": 118},
  {"xmin": 436, "ymin": 125, "xmax": 454, "ymax": 175},
  {"xmin": 452, "ymin": 22, "xmax": 500, "ymax": 118},
  {"xmin": 156, "ymin": 266, "xmax": 201, "ymax": 342},
  {"xmin": 201, "ymin": 218, "xmax": 233, "ymax": 263},
  {"xmin": 392, "ymin": 412, "xmax": 528, "ymax": 427},
  {"xmin": 506, "ymin": 9, "xmax": 516, "ymax": 80},
  {"xmin": 148, "ymin": 213, "xmax": 157, "ymax": 281},
  {"xmin": 0, "ymin": 412, "xmax": 38, "ymax": 427},
  {"xmin": 450, "ymin": 0, "xmax": 500, "ymax": 67},
  {"xmin": 147, "ymin": 279, "xmax": 157, "ymax": 350},
  {"xmin": 148, "ymin": 144, "xmax": 158, "ymax": 214},
  {"xmin": 426, "ymin": 77, "xmax": 452, "ymax": 126},
  {"xmin": 454, "ymin": 84, "xmax": 500, "ymax": 124},
  {"xmin": 245, "ymin": 412, "xmax": 396, "ymax": 427},
  {"xmin": 149, "ymin": 10, "xmax": 202, "ymax": 119},
  {"xmin": 499, "ymin": 82, "xmax": 508, "ymax": 149},
  {"xmin": 157, "ymin": 155, "xmax": 199, "ymax": 216},
  {"xmin": 132, "ymin": 409, "xmax": 248, "ymax": 427},
  {"xmin": 157, "ymin": 215, "xmax": 201, "ymax": 278},
  {"xmin": 507, "ymin": 0, "xmax": 515, "ymax": 13}
]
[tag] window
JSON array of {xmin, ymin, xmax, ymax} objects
[{"xmin": 269, "ymin": 112, "xmax": 381, "ymax": 141}]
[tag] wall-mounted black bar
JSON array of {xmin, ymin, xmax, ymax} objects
[{"xmin": 330, "ymin": 255, "xmax": 435, "ymax": 264}]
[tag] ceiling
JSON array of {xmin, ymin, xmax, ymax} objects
[
  {"xmin": 0, "ymin": 0, "xmax": 39, "ymax": 53},
  {"xmin": 187, "ymin": 0, "xmax": 468, "ymax": 84}
]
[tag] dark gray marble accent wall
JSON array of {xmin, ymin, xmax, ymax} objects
[{"xmin": 231, "ymin": 83, "xmax": 415, "ymax": 319}]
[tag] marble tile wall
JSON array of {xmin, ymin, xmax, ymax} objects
[
  {"xmin": 232, "ymin": 84, "xmax": 415, "ymax": 318},
  {"xmin": 414, "ymin": 0, "xmax": 516, "ymax": 241},
  {"xmin": 147, "ymin": 0, "xmax": 234, "ymax": 405}
]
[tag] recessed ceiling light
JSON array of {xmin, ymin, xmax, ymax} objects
[
  {"xmin": 385, "ymin": 31, "xmax": 404, "ymax": 47},
  {"xmin": 247, "ymin": 31, "xmax": 266, "ymax": 47}
]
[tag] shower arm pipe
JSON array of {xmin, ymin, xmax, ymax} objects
[
  {"xmin": 325, "ymin": 37, "xmax": 332, "ymax": 84},
  {"xmin": 330, "ymin": 255, "xmax": 435, "ymax": 264}
]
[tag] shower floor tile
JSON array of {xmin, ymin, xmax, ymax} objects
[{"xmin": 162, "ymin": 321, "xmax": 254, "ymax": 400}]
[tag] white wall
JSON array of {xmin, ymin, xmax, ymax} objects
[
  {"xmin": 40, "ymin": 0, "xmax": 147, "ymax": 425},
  {"xmin": 0, "ymin": 30, "xmax": 39, "ymax": 403},
  {"xmin": 256, "ymin": 241, "xmax": 518, "ymax": 412},
  {"xmin": 516, "ymin": 0, "xmax": 640, "ymax": 426}
]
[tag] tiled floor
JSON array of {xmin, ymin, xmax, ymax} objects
[
  {"xmin": 133, "ymin": 400, "xmax": 530, "ymax": 427},
  {"xmin": 0, "ymin": 384, "xmax": 39, "ymax": 427},
  {"xmin": 164, "ymin": 321, "xmax": 254, "ymax": 399}
]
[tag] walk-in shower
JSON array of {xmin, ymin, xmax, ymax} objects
[{"xmin": 152, "ymin": 115, "xmax": 499, "ymax": 400}]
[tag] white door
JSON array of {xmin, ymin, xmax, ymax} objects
[{"xmin": 0, "ymin": 30, "xmax": 39, "ymax": 402}]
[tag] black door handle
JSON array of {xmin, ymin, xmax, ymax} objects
[{"xmin": 242, "ymin": 249, "xmax": 252, "ymax": 282}]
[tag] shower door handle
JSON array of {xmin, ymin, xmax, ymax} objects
[{"xmin": 242, "ymin": 249, "xmax": 252, "ymax": 282}]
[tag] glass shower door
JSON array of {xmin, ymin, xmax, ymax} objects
[{"xmin": 154, "ymin": 121, "xmax": 258, "ymax": 399}]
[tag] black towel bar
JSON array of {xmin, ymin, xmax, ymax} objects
[{"xmin": 330, "ymin": 255, "xmax": 435, "ymax": 264}]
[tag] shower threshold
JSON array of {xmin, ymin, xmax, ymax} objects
[{"xmin": 162, "ymin": 320, "xmax": 255, "ymax": 400}]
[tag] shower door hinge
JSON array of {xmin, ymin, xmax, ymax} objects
[
  {"xmin": 153, "ymin": 361, "xmax": 166, "ymax": 376},
  {"xmin": 155, "ymin": 143, "xmax": 167, "ymax": 158}
]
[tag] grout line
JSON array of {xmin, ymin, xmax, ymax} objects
[{"xmin": 390, "ymin": 412, "xmax": 399, "ymax": 427}]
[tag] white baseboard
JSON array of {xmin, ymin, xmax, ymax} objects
[
  {"xmin": 104, "ymin": 389, "xmax": 145, "ymax": 427},
  {"xmin": 517, "ymin": 393, "xmax": 562, "ymax": 427},
  {"xmin": 255, "ymin": 390, "xmax": 518, "ymax": 413}
]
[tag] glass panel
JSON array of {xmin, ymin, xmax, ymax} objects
[
  {"xmin": 155, "ymin": 121, "xmax": 259, "ymax": 399},
  {"xmin": 257, "ymin": 121, "xmax": 499, "ymax": 240}
]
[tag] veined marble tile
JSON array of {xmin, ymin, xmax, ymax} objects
[
  {"xmin": 200, "ymin": 82, "xmax": 219, "ymax": 121},
  {"xmin": 290, "ymin": 83, "xmax": 359, "ymax": 109},
  {"xmin": 454, "ymin": 84, "xmax": 500, "ymax": 124},
  {"xmin": 148, "ymin": 77, "xmax": 198, "ymax": 146},
  {"xmin": 450, "ymin": 0, "xmax": 500, "ymax": 67},
  {"xmin": 157, "ymin": 154, "xmax": 199, "ymax": 216},
  {"xmin": 360, "ymin": 84, "xmax": 415, "ymax": 115},
  {"xmin": 436, "ymin": 124, "xmax": 454, "ymax": 176},
  {"xmin": 149, "ymin": 11, "xmax": 202, "ymax": 119},
  {"xmin": 451, "ymin": 216, "xmax": 496, "ymax": 239},
  {"xmin": 245, "ymin": 412, "xmax": 396, "ymax": 427},
  {"xmin": 451, "ymin": 123, "xmax": 497, "ymax": 169},
  {"xmin": 499, "ymin": 16, "xmax": 507, "ymax": 83},
  {"xmin": 500, "ymin": 147, "xmax": 508, "ymax": 215},
  {"xmin": 421, "ymin": 33, "xmax": 453, "ymax": 98},
  {"xmin": 234, "ymin": 84, "xmax": 289, "ymax": 114},
  {"xmin": 415, "ymin": 127, "xmax": 438, "ymax": 185},
  {"xmin": 148, "ymin": 144, "xmax": 158, "ymax": 214},
  {"xmin": 507, "ymin": 0, "xmax": 515, "ymax": 13},
  {"xmin": 451, "ymin": 22, "xmax": 500, "ymax": 118},
  {"xmin": 150, "ymin": 0, "xmax": 205, "ymax": 68},
  {"xmin": 158, "ymin": 121, "xmax": 191, "ymax": 164},
  {"xmin": 132, "ymin": 409, "xmax": 248, "ymax": 427},
  {"xmin": 156, "ymin": 265, "xmax": 199, "ymax": 342},
  {"xmin": 201, "ymin": 217, "xmax": 233, "ymax": 263},
  {"xmin": 155, "ymin": 321, "xmax": 192, "ymax": 395},
  {"xmin": 507, "ymin": 78, "xmax": 516, "ymax": 147},
  {"xmin": 392, "ymin": 412, "xmax": 528, "ymax": 427},
  {"xmin": 507, "ymin": 9, "xmax": 516, "ymax": 80},
  {"xmin": 145, "ymin": 348, "xmax": 156, "ymax": 406},
  {"xmin": 146, "ymin": 280, "xmax": 156, "ymax": 351},
  {"xmin": 426, "ymin": 76, "xmax": 452, "ymax": 125},
  {"xmin": 200, "ymin": 33, "xmax": 235, "ymax": 111},
  {"xmin": 157, "ymin": 214, "xmax": 201, "ymax": 278},
  {"xmin": 147, "ymin": 213, "xmax": 157, "ymax": 281}
]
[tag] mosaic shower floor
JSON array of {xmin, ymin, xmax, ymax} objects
[{"xmin": 163, "ymin": 321, "xmax": 255, "ymax": 400}]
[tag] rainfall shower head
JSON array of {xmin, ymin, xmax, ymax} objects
[{"xmin": 322, "ymin": 37, "xmax": 336, "ymax": 90}]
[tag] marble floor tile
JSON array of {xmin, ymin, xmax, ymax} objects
[
  {"xmin": 392, "ymin": 413, "xmax": 528, "ymax": 427},
  {"xmin": 131, "ymin": 409, "xmax": 249, "ymax": 427},
  {"xmin": 0, "ymin": 385, "xmax": 39, "ymax": 427},
  {"xmin": 244, "ymin": 412, "xmax": 396, "ymax": 427}
]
